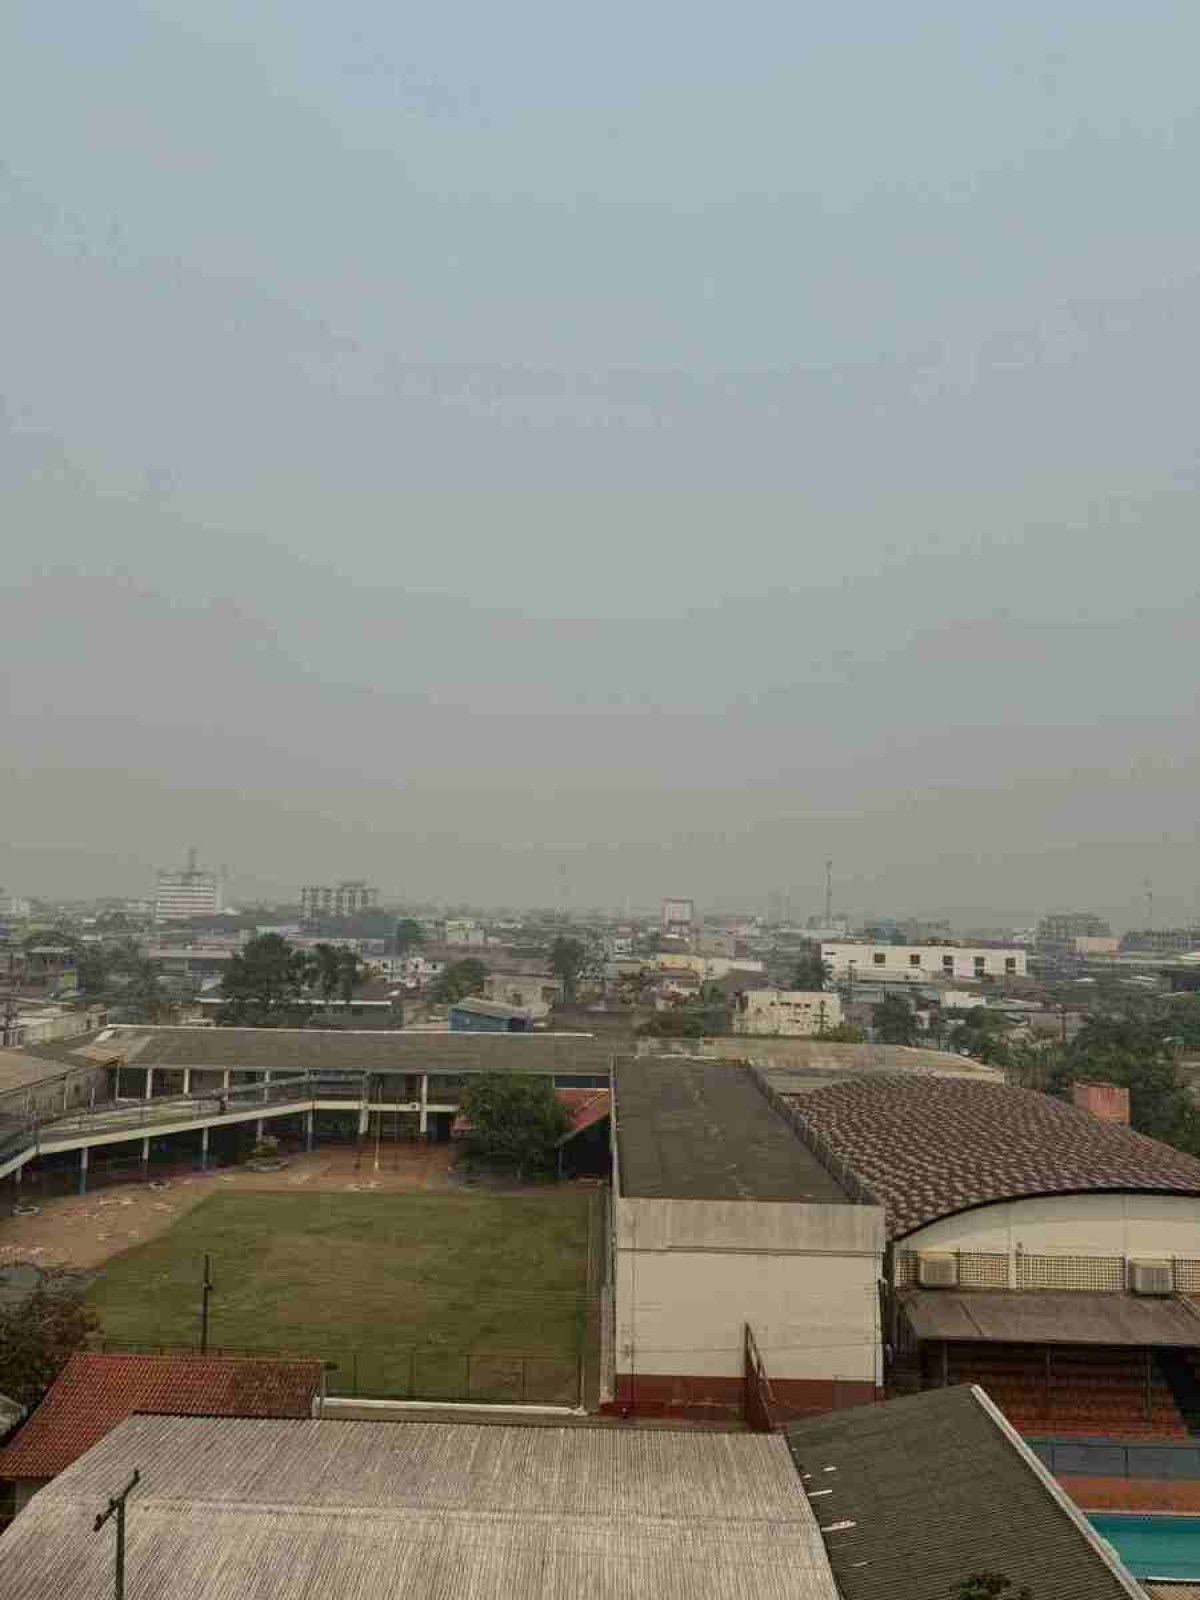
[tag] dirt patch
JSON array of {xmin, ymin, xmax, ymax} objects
[{"xmin": 0, "ymin": 1144, "xmax": 458, "ymax": 1272}]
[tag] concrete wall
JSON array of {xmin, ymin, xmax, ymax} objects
[
  {"xmin": 904, "ymin": 1192, "xmax": 1200, "ymax": 1263},
  {"xmin": 733, "ymin": 990, "xmax": 843, "ymax": 1037},
  {"xmin": 615, "ymin": 1195, "xmax": 885, "ymax": 1403}
]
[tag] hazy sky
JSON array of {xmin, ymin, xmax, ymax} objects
[{"xmin": 3, "ymin": 2, "xmax": 1199, "ymax": 926}]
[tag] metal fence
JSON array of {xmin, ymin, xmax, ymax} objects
[{"xmin": 1028, "ymin": 1436, "xmax": 1200, "ymax": 1480}]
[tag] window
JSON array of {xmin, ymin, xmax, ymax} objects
[
  {"xmin": 909, "ymin": 953, "xmax": 921, "ymax": 967},
  {"xmin": 942, "ymin": 954, "xmax": 954, "ymax": 972},
  {"xmin": 1005, "ymin": 957, "xmax": 1017, "ymax": 975},
  {"xmin": 873, "ymin": 952, "xmax": 886, "ymax": 966},
  {"xmin": 974, "ymin": 956, "xmax": 986, "ymax": 975}
]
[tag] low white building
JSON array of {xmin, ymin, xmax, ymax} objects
[
  {"xmin": 608, "ymin": 1058, "xmax": 884, "ymax": 1421},
  {"xmin": 821, "ymin": 942, "xmax": 1026, "ymax": 983},
  {"xmin": 732, "ymin": 988, "xmax": 843, "ymax": 1038}
]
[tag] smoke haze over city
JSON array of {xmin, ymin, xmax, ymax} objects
[{"xmin": 3, "ymin": 3, "xmax": 1199, "ymax": 926}]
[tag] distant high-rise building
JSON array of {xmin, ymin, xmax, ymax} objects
[
  {"xmin": 155, "ymin": 851, "xmax": 222, "ymax": 922},
  {"xmin": 661, "ymin": 898, "xmax": 695, "ymax": 936},
  {"xmin": 1037, "ymin": 912, "xmax": 1111, "ymax": 946},
  {"xmin": 300, "ymin": 881, "xmax": 378, "ymax": 919}
]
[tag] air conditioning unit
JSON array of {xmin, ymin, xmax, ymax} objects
[
  {"xmin": 1129, "ymin": 1259, "xmax": 1173, "ymax": 1297},
  {"xmin": 917, "ymin": 1253, "xmax": 959, "ymax": 1289}
]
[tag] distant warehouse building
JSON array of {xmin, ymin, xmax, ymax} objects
[
  {"xmin": 821, "ymin": 942, "xmax": 1026, "ymax": 982},
  {"xmin": 608, "ymin": 1058, "xmax": 885, "ymax": 1421}
]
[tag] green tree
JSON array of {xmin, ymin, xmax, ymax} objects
[
  {"xmin": 948, "ymin": 1008, "xmax": 1014, "ymax": 1067},
  {"xmin": 549, "ymin": 936, "xmax": 589, "ymax": 1002},
  {"xmin": 394, "ymin": 918, "xmax": 426, "ymax": 957},
  {"xmin": 0, "ymin": 1277, "xmax": 99, "ymax": 1410},
  {"xmin": 1064, "ymin": 1007, "xmax": 1197, "ymax": 1150},
  {"xmin": 791, "ymin": 941, "xmax": 827, "ymax": 991},
  {"xmin": 458, "ymin": 1073, "xmax": 571, "ymax": 1178},
  {"xmin": 820, "ymin": 1022, "xmax": 867, "ymax": 1043},
  {"xmin": 954, "ymin": 1574, "xmax": 1032, "ymax": 1600},
  {"xmin": 217, "ymin": 933, "xmax": 312, "ymax": 1026},
  {"xmin": 430, "ymin": 958, "xmax": 490, "ymax": 1004},
  {"xmin": 636, "ymin": 1002, "xmax": 729, "ymax": 1038},
  {"xmin": 872, "ymin": 992, "xmax": 919, "ymax": 1046}
]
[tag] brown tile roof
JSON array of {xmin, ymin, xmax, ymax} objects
[
  {"xmin": 784, "ymin": 1075, "xmax": 1200, "ymax": 1239},
  {"xmin": 0, "ymin": 1353, "xmax": 321, "ymax": 1480}
]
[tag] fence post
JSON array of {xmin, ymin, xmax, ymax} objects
[
  {"xmin": 353, "ymin": 1351, "xmax": 359, "ymax": 1397},
  {"xmin": 521, "ymin": 1359, "xmax": 528, "ymax": 1405},
  {"xmin": 409, "ymin": 1348, "xmax": 415, "ymax": 1399}
]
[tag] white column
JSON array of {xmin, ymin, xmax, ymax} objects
[
  {"xmin": 223, "ymin": 1069, "xmax": 232, "ymax": 1090},
  {"xmin": 419, "ymin": 1074, "xmax": 429, "ymax": 1136},
  {"xmin": 145, "ymin": 1067, "xmax": 155, "ymax": 1100},
  {"xmin": 182, "ymin": 1068, "xmax": 191, "ymax": 1097},
  {"xmin": 200, "ymin": 1125, "xmax": 210, "ymax": 1169}
]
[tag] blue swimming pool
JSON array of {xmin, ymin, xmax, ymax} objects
[{"xmin": 1090, "ymin": 1514, "xmax": 1200, "ymax": 1581}]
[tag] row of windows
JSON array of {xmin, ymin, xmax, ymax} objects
[{"xmin": 868, "ymin": 952, "xmax": 1018, "ymax": 975}]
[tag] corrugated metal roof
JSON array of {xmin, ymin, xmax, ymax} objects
[
  {"xmin": 787, "ymin": 1075, "xmax": 1200, "ymax": 1238},
  {"xmin": 615, "ymin": 1058, "xmax": 851, "ymax": 1204},
  {"xmin": 785, "ymin": 1386, "xmax": 1144, "ymax": 1600},
  {"xmin": 901, "ymin": 1288, "xmax": 1200, "ymax": 1348},
  {"xmin": 0, "ymin": 1416, "xmax": 840, "ymax": 1599},
  {"xmin": 0, "ymin": 1354, "xmax": 321, "ymax": 1480}
]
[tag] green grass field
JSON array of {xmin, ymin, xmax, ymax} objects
[{"xmin": 86, "ymin": 1190, "xmax": 594, "ymax": 1401}]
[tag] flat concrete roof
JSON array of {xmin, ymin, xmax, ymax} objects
[{"xmin": 614, "ymin": 1057, "xmax": 850, "ymax": 1204}]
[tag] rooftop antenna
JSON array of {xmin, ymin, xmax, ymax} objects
[
  {"xmin": 186, "ymin": 845, "xmax": 198, "ymax": 875},
  {"xmin": 1144, "ymin": 877, "xmax": 1154, "ymax": 931},
  {"xmin": 824, "ymin": 859, "xmax": 833, "ymax": 927}
]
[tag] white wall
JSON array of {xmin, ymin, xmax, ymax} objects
[
  {"xmin": 904, "ymin": 1192, "xmax": 1200, "ymax": 1264},
  {"xmin": 822, "ymin": 943, "xmax": 1027, "ymax": 981},
  {"xmin": 615, "ymin": 1195, "xmax": 884, "ymax": 1384}
]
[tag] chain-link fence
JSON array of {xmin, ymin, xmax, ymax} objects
[{"xmin": 90, "ymin": 1340, "xmax": 583, "ymax": 1407}]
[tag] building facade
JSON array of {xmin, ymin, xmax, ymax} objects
[
  {"xmin": 155, "ymin": 863, "xmax": 222, "ymax": 922},
  {"xmin": 821, "ymin": 943, "xmax": 1026, "ymax": 983},
  {"xmin": 733, "ymin": 988, "xmax": 843, "ymax": 1038},
  {"xmin": 300, "ymin": 882, "xmax": 378, "ymax": 919}
]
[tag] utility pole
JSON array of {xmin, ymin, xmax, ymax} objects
[
  {"xmin": 93, "ymin": 1470, "xmax": 140, "ymax": 1600},
  {"xmin": 200, "ymin": 1254, "xmax": 214, "ymax": 1354}
]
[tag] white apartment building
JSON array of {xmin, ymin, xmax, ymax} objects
[
  {"xmin": 733, "ymin": 988, "xmax": 843, "ymax": 1038},
  {"xmin": 154, "ymin": 864, "xmax": 222, "ymax": 922},
  {"xmin": 821, "ymin": 943, "xmax": 1026, "ymax": 983},
  {"xmin": 300, "ymin": 882, "xmax": 378, "ymax": 919}
]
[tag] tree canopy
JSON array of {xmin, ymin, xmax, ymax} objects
[
  {"xmin": 0, "ymin": 1276, "xmax": 98, "ymax": 1410},
  {"xmin": 872, "ymin": 992, "xmax": 919, "ymax": 1046},
  {"xmin": 430, "ymin": 958, "xmax": 490, "ymax": 1004},
  {"xmin": 954, "ymin": 1575, "xmax": 1033, "ymax": 1600},
  {"xmin": 458, "ymin": 1073, "xmax": 571, "ymax": 1177},
  {"xmin": 394, "ymin": 918, "xmax": 426, "ymax": 956},
  {"xmin": 549, "ymin": 936, "xmax": 589, "ymax": 1001},
  {"xmin": 791, "ymin": 941, "xmax": 828, "ymax": 991},
  {"xmin": 217, "ymin": 933, "xmax": 316, "ymax": 1026}
]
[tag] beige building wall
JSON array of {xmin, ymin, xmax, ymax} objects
[
  {"xmin": 615, "ymin": 1195, "xmax": 884, "ymax": 1385},
  {"xmin": 733, "ymin": 990, "xmax": 842, "ymax": 1037},
  {"xmin": 904, "ymin": 1192, "xmax": 1200, "ymax": 1265}
]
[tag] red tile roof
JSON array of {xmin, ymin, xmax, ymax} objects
[
  {"xmin": 786, "ymin": 1075, "xmax": 1200, "ymax": 1240},
  {"xmin": 0, "ymin": 1352, "xmax": 321, "ymax": 1480}
]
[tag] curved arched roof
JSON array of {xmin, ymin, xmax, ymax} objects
[{"xmin": 786, "ymin": 1075, "xmax": 1200, "ymax": 1240}]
